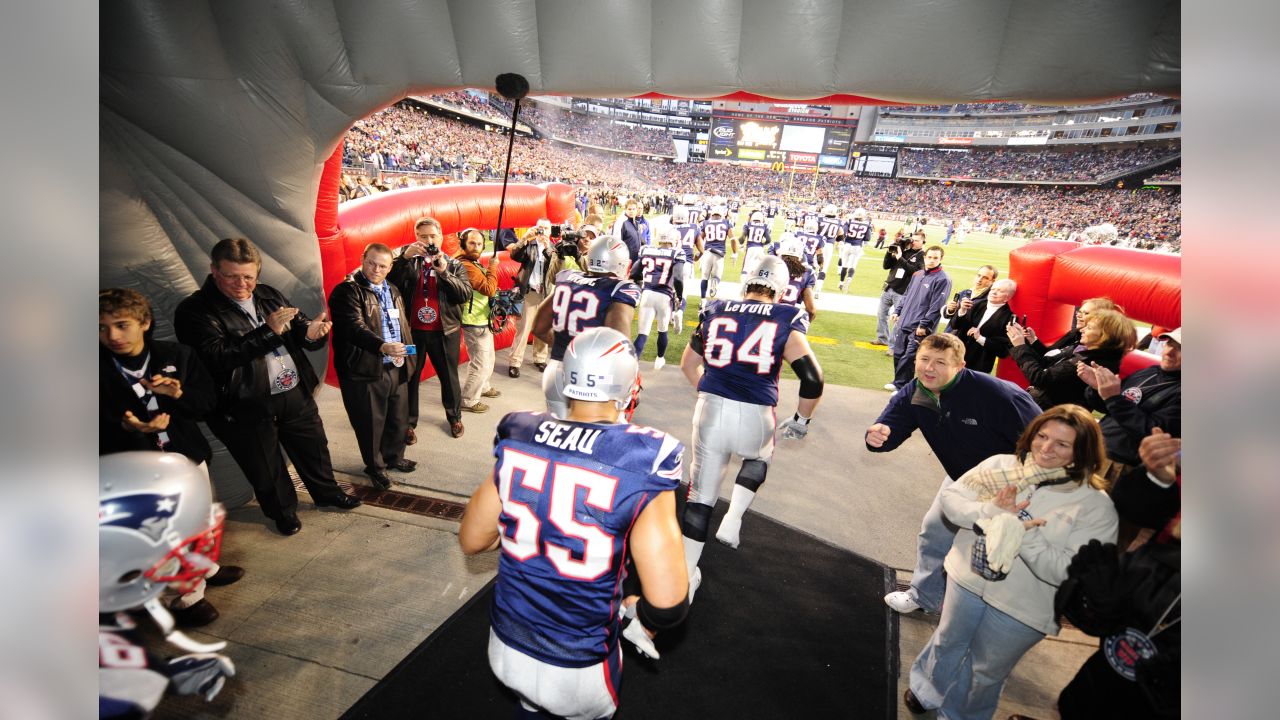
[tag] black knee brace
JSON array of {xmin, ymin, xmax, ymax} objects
[
  {"xmin": 682, "ymin": 502, "xmax": 713, "ymax": 542},
  {"xmin": 735, "ymin": 458, "xmax": 768, "ymax": 493}
]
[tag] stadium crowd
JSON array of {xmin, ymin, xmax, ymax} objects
[
  {"xmin": 515, "ymin": 102, "xmax": 675, "ymax": 156},
  {"xmin": 884, "ymin": 93, "xmax": 1167, "ymax": 115},
  {"xmin": 1147, "ymin": 166, "xmax": 1181, "ymax": 183},
  {"xmin": 420, "ymin": 90, "xmax": 512, "ymax": 124},
  {"xmin": 898, "ymin": 146, "xmax": 1177, "ymax": 183}
]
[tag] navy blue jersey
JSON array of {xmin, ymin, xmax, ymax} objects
[
  {"xmin": 795, "ymin": 231, "xmax": 825, "ymax": 267},
  {"xmin": 783, "ymin": 207, "xmax": 798, "ymax": 222},
  {"xmin": 845, "ymin": 219, "xmax": 872, "ymax": 245},
  {"xmin": 741, "ymin": 221, "xmax": 772, "ymax": 248},
  {"xmin": 490, "ymin": 412, "xmax": 684, "ymax": 667},
  {"xmin": 687, "ymin": 205, "xmax": 706, "ymax": 225},
  {"xmin": 694, "ymin": 300, "xmax": 809, "ymax": 406},
  {"xmin": 780, "ymin": 268, "xmax": 816, "ymax": 306},
  {"xmin": 637, "ymin": 246, "xmax": 684, "ymax": 299},
  {"xmin": 674, "ymin": 222, "xmax": 700, "ymax": 263},
  {"xmin": 727, "ymin": 198, "xmax": 741, "ymax": 213},
  {"xmin": 817, "ymin": 217, "xmax": 845, "ymax": 243},
  {"xmin": 548, "ymin": 271, "xmax": 641, "ymax": 361},
  {"xmin": 700, "ymin": 219, "xmax": 734, "ymax": 255},
  {"xmin": 766, "ymin": 200, "xmax": 780, "ymax": 218}
]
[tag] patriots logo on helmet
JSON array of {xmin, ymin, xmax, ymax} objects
[{"xmin": 100, "ymin": 492, "xmax": 183, "ymax": 545}]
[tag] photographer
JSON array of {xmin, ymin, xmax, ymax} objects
[
  {"xmin": 874, "ymin": 231, "xmax": 925, "ymax": 347},
  {"xmin": 547, "ymin": 224, "xmax": 597, "ymax": 278},
  {"xmin": 507, "ymin": 220, "xmax": 555, "ymax": 377},
  {"xmin": 389, "ymin": 217, "xmax": 473, "ymax": 439}
]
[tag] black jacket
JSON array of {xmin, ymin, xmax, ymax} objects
[
  {"xmin": 952, "ymin": 296, "xmax": 1014, "ymax": 374},
  {"xmin": 99, "ymin": 340, "xmax": 216, "ymax": 463},
  {"xmin": 329, "ymin": 272, "xmax": 417, "ymax": 383},
  {"xmin": 1084, "ymin": 366, "xmax": 1181, "ymax": 465},
  {"xmin": 509, "ymin": 238, "xmax": 555, "ymax": 295},
  {"xmin": 882, "ymin": 245, "xmax": 924, "ymax": 294},
  {"xmin": 1011, "ymin": 343, "xmax": 1125, "ymax": 410},
  {"xmin": 174, "ymin": 276, "xmax": 327, "ymax": 420},
  {"xmin": 388, "ymin": 253, "xmax": 473, "ymax": 336}
]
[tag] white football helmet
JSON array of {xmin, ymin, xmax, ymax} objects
[
  {"xmin": 851, "ymin": 207, "xmax": 869, "ymax": 222},
  {"xmin": 778, "ymin": 233, "xmax": 805, "ymax": 259},
  {"xmin": 682, "ymin": 193, "xmax": 698, "ymax": 205},
  {"xmin": 750, "ymin": 211, "xmax": 765, "ymax": 224},
  {"xmin": 560, "ymin": 327, "xmax": 640, "ymax": 410},
  {"xmin": 710, "ymin": 204, "xmax": 727, "ymax": 218},
  {"xmin": 803, "ymin": 217, "xmax": 819, "ymax": 234},
  {"xmin": 586, "ymin": 236, "xmax": 631, "ymax": 278},
  {"xmin": 657, "ymin": 226, "xmax": 679, "ymax": 246},
  {"xmin": 822, "ymin": 204, "xmax": 838, "ymax": 217},
  {"xmin": 100, "ymin": 452, "xmax": 226, "ymax": 613},
  {"xmin": 672, "ymin": 206, "xmax": 690, "ymax": 224},
  {"xmin": 744, "ymin": 255, "xmax": 790, "ymax": 297}
]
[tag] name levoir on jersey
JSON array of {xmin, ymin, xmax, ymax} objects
[
  {"xmin": 701, "ymin": 219, "xmax": 733, "ymax": 255},
  {"xmin": 638, "ymin": 247, "xmax": 682, "ymax": 297},
  {"xmin": 548, "ymin": 271, "xmax": 641, "ymax": 361},
  {"xmin": 696, "ymin": 300, "xmax": 809, "ymax": 407},
  {"xmin": 490, "ymin": 411, "xmax": 683, "ymax": 667}
]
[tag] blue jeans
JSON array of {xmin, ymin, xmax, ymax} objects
[
  {"xmin": 908, "ymin": 476, "xmax": 958, "ymax": 613},
  {"xmin": 891, "ymin": 327, "xmax": 924, "ymax": 388},
  {"xmin": 876, "ymin": 289, "xmax": 901, "ymax": 344},
  {"xmin": 910, "ymin": 580, "xmax": 1045, "ymax": 720}
]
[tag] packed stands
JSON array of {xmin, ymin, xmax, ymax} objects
[
  {"xmin": 882, "ymin": 94, "xmax": 1167, "ymax": 115},
  {"xmin": 898, "ymin": 146, "xmax": 1178, "ymax": 182}
]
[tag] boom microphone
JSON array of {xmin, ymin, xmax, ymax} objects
[{"xmin": 492, "ymin": 72, "xmax": 530, "ymax": 258}]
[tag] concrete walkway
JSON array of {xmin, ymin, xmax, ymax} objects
[{"xmin": 154, "ymin": 349, "xmax": 1094, "ymax": 719}]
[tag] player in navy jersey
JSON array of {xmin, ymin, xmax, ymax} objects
[
  {"xmin": 677, "ymin": 256, "xmax": 825, "ymax": 600},
  {"xmin": 776, "ymin": 235, "xmax": 818, "ymax": 321},
  {"xmin": 727, "ymin": 197, "xmax": 741, "ymax": 214},
  {"xmin": 795, "ymin": 217, "xmax": 827, "ymax": 298},
  {"xmin": 671, "ymin": 206, "xmax": 702, "ymax": 284},
  {"xmin": 766, "ymin": 198, "xmax": 780, "ymax": 218},
  {"xmin": 460, "ymin": 328, "xmax": 689, "ymax": 720},
  {"xmin": 698, "ymin": 205, "xmax": 737, "ymax": 302},
  {"xmin": 838, "ymin": 207, "xmax": 874, "ymax": 292},
  {"xmin": 816, "ymin": 204, "xmax": 845, "ymax": 296},
  {"xmin": 534, "ymin": 237, "xmax": 640, "ymax": 418},
  {"xmin": 630, "ymin": 228, "xmax": 685, "ymax": 372},
  {"xmin": 738, "ymin": 210, "xmax": 773, "ymax": 277}
]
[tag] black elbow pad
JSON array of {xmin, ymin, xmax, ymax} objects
[
  {"xmin": 689, "ymin": 329, "xmax": 705, "ymax": 356},
  {"xmin": 790, "ymin": 355, "xmax": 824, "ymax": 399},
  {"xmin": 637, "ymin": 594, "xmax": 689, "ymax": 631}
]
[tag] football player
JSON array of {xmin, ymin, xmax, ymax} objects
[
  {"xmin": 838, "ymin": 207, "xmax": 874, "ymax": 292},
  {"xmin": 533, "ymin": 237, "xmax": 640, "ymax": 418},
  {"xmin": 671, "ymin": 205, "xmax": 702, "ymax": 287},
  {"xmin": 678, "ymin": 256, "xmax": 824, "ymax": 601},
  {"xmin": 631, "ymin": 227, "xmax": 685, "ymax": 371},
  {"xmin": 697, "ymin": 204, "xmax": 737, "ymax": 302},
  {"xmin": 816, "ymin": 204, "xmax": 845, "ymax": 294},
  {"xmin": 776, "ymin": 234, "xmax": 818, "ymax": 321},
  {"xmin": 738, "ymin": 210, "xmax": 773, "ymax": 276},
  {"xmin": 794, "ymin": 216, "xmax": 827, "ymax": 298},
  {"xmin": 100, "ymin": 452, "xmax": 237, "ymax": 718},
  {"xmin": 459, "ymin": 328, "xmax": 689, "ymax": 718}
]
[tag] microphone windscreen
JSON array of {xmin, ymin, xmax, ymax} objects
[{"xmin": 495, "ymin": 73, "xmax": 530, "ymax": 101}]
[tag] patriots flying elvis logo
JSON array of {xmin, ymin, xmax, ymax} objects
[{"xmin": 99, "ymin": 492, "xmax": 182, "ymax": 545}]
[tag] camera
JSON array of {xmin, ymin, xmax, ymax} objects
[
  {"xmin": 550, "ymin": 224, "xmax": 562, "ymax": 239},
  {"xmin": 423, "ymin": 242, "xmax": 440, "ymax": 257},
  {"xmin": 556, "ymin": 232, "xmax": 581, "ymax": 259}
]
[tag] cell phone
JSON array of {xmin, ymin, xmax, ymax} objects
[
  {"xmin": 403, "ymin": 345, "xmax": 417, "ymax": 355},
  {"xmin": 1019, "ymin": 314, "xmax": 1028, "ymax": 326}
]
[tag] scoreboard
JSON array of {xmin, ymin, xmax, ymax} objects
[{"xmin": 708, "ymin": 111, "xmax": 856, "ymax": 168}]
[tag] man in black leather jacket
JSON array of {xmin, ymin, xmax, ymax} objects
[
  {"xmin": 329, "ymin": 243, "xmax": 416, "ymax": 490},
  {"xmin": 174, "ymin": 237, "xmax": 359, "ymax": 537}
]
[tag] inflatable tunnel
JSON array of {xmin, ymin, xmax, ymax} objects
[
  {"xmin": 316, "ymin": 147, "xmax": 577, "ymax": 385},
  {"xmin": 998, "ymin": 241, "xmax": 1181, "ymax": 386}
]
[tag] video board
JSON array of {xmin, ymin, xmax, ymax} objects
[{"xmin": 709, "ymin": 112, "xmax": 855, "ymax": 169}]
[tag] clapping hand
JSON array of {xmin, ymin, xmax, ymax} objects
[
  {"xmin": 265, "ymin": 307, "xmax": 299, "ymax": 335},
  {"xmin": 141, "ymin": 375, "xmax": 183, "ymax": 399},
  {"xmin": 121, "ymin": 410, "xmax": 170, "ymax": 434},
  {"xmin": 305, "ymin": 310, "xmax": 332, "ymax": 341},
  {"xmin": 993, "ymin": 485, "xmax": 1030, "ymax": 515},
  {"xmin": 1139, "ymin": 426, "xmax": 1181, "ymax": 485}
]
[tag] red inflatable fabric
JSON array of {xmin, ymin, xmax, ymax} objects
[
  {"xmin": 997, "ymin": 241, "xmax": 1181, "ymax": 387},
  {"xmin": 315, "ymin": 145, "xmax": 574, "ymax": 386}
]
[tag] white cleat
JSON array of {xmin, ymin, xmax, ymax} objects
[
  {"xmin": 714, "ymin": 516, "xmax": 741, "ymax": 549},
  {"xmin": 622, "ymin": 616, "xmax": 660, "ymax": 659},
  {"xmin": 653, "ymin": 357, "xmax": 666, "ymax": 372},
  {"xmin": 688, "ymin": 567, "xmax": 702, "ymax": 604},
  {"xmin": 883, "ymin": 383, "xmax": 898, "ymax": 391}
]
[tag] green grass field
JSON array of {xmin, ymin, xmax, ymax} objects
[{"xmin": 596, "ymin": 209, "xmax": 1030, "ymax": 391}]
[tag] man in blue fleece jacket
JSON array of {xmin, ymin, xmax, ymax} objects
[
  {"xmin": 888, "ymin": 244, "xmax": 952, "ymax": 390},
  {"xmin": 866, "ymin": 333, "xmax": 1041, "ymax": 614}
]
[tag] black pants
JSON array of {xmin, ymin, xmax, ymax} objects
[
  {"xmin": 407, "ymin": 328, "xmax": 462, "ymax": 427},
  {"xmin": 339, "ymin": 363, "xmax": 409, "ymax": 473},
  {"xmin": 207, "ymin": 388, "xmax": 343, "ymax": 520}
]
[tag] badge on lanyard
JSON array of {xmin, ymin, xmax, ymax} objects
[
  {"xmin": 388, "ymin": 307, "xmax": 401, "ymax": 320},
  {"xmin": 1103, "ymin": 627, "xmax": 1159, "ymax": 681},
  {"xmin": 273, "ymin": 367, "xmax": 300, "ymax": 392},
  {"xmin": 391, "ymin": 356, "xmax": 405, "ymax": 368},
  {"xmin": 418, "ymin": 306, "xmax": 437, "ymax": 324}
]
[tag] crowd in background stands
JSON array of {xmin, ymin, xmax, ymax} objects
[
  {"xmin": 509, "ymin": 102, "xmax": 675, "ymax": 155},
  {"xmin": 1146, "ymin": 166, "xmax": 1181, "ymax": 183},
  {"xmin": 884, "ymin": 93, "xmax": 1166, "ymax": 115},
  {"xmin": 339, "ymin": 104, "xmax": 1179, "ymax": 246},
  {"xmin": 423, "ymin": 90, "xmax": 512, "ymax": 124},
  {"xmin": 898, "ymin": 146, "xmax": 1177, "ymax": 182}
]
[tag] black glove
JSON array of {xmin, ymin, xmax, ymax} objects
[{"xmin": 1055, "ymin": 539, "xmax": 1125, "ymax": 636}]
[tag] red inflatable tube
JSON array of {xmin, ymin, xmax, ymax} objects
[
  {"xmin": 997, "ymin": 241, "xmax": 1181, "ymax": 387},
  {"xmin": 315, "ymin": 145, "xmax": 575, "ymax": 386}
]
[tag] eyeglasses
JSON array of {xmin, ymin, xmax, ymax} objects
[{"xmin": 215, "ymin": 270, "xmax": 257, "ymax": 284}]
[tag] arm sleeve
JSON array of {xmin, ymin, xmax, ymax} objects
[
  {"xmin": 173, "ymin": 300, "xmax": 284, "ymax": 374},
  {"xmin": 329, "ymin": 285, "xmax": 386, "ymax": 354},
  {"xmin": 865, "ymin": 394, "xmax": 916, "ymax": 453},
  {"xmin": 1102, "ymin": 380, "xmax": 1181, "ymax": 439},
  {"xmin": 440, "ymin": 261, "xmax": 474, "ymax": 304}
]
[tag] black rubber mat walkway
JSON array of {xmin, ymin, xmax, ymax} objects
[{"xmin": 343, "ymin": 499, "xmax": 898, "ymax": 719}]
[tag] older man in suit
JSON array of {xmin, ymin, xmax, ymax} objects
[{"xmin": 951, "ymin": 279, "xmax": 1017, "ymax": 374}]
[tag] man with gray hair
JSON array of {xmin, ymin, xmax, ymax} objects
[{"xmin": 951, "ymin": 278, "xmax": 1017, "ymax": 374}]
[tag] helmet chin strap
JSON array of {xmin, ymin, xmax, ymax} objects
[{"xmin": 143, "ymin": 597, "xmax": 227, "ymax": 653}]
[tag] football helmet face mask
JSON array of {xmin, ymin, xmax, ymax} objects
[
  {"xmin": 744, "ymin": 255, "xmax": 789, "ymax": 298},
  {"xmin": 100, "ymin": 452, "xmax": 226, "ymax": 613},
  {"xmin": 585, "ymin": 236, "xmax": 631, "ymax": 278},
  {"xmin": 560, "ymin": 327, "xmax": 640, "ymax": 410}
]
